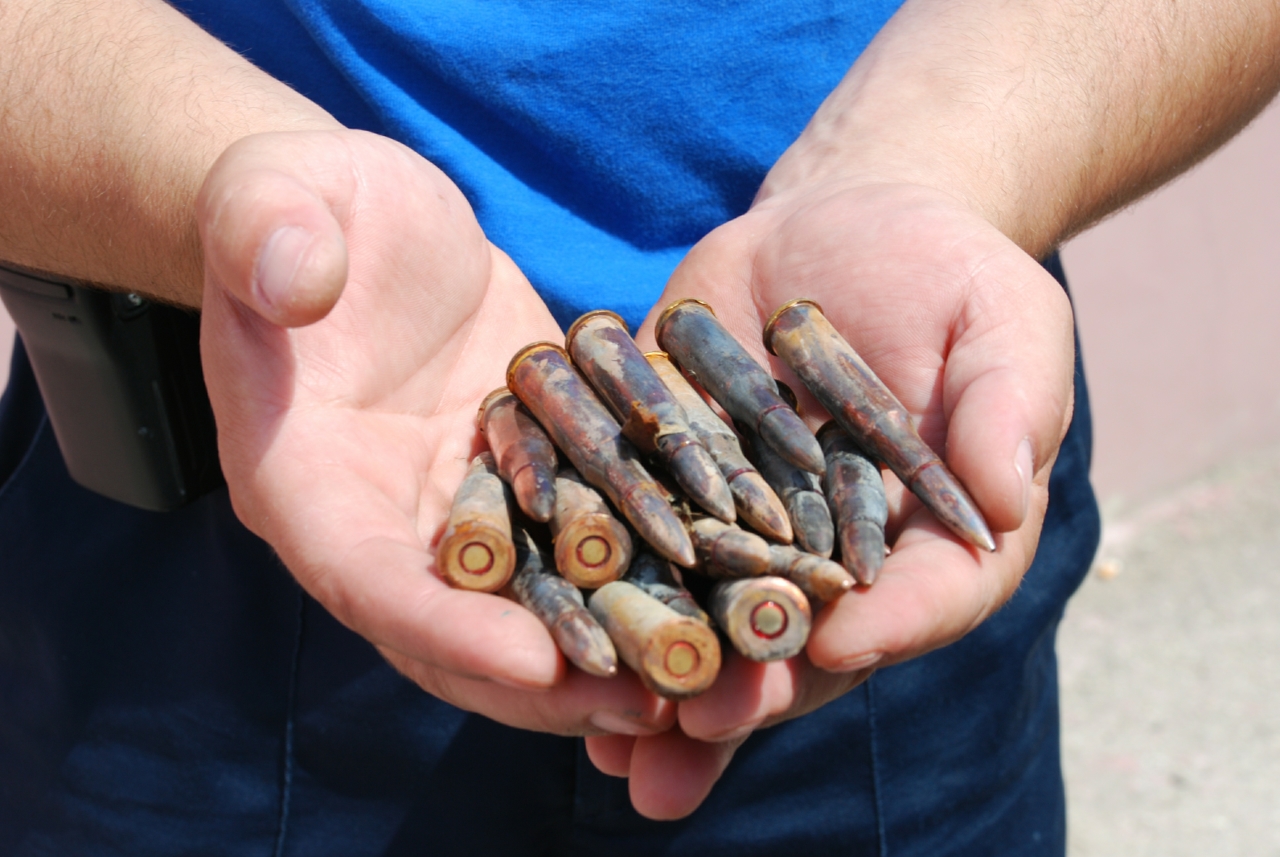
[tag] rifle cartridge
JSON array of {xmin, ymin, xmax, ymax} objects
[
  {"xmin": 589, "ymin": 580, "xmax": 721, "ymax": 699},
  {"xmin": 550, "ymin": 468, "xmax": 632, "ymax": 588},
  {"xmin": 739, "ymin": 419, "xmax": 835, "ymax": 558},
  {"xmin": 567, "ymin": 311, "xmax": 735, "ymax": 522},
  {"xmin": 437, "ymin": 452, "xmax": 517, "ymax": 592},
  {"xmin": 645, "ymin": 351, "xmax": 793, "ymax": 542},
  {"xmin": 507, "ymin": 343, "xmax": 696, "ymax": 568},
  {"xmin": 764, "ymin": 300, "xmax": 994, "ymax": 551},
  {"xmin": 689, "ymin": 517, "xmax": 773, "ymax": 578},
  {"xmin": 508, "ymin": 525, "xmax": 618, "ymax": 678},
  {"xmin": 622, "ymin": 548, "xmax": 710, "ymax": 625},
  {"xmin": 818, "ymin": 421, "xmax": 889, "ymax": 585},
  {"xmin": 478, "ymin": 387, "xmax": 559, "ymax": 522},
  {"xmin": 655, "ymin": 299, "xmax": 825, "ymax": 475},
  {"xmin": 766, "ymin": 543, "xmax": 855, "ymax": 603},
  {"xmin": 709, "ymin": 576, "xmax": 812, "ymax": 662}
]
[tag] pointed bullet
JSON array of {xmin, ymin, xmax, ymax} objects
[
  {"xmin": 739, "ymin": 418, "xmax": 836, "ymax": 558},
  {"xmin": 766, "ymin": 543, "xmax": 855, "ymax": 603},
  {"xmin": 478, "ymin": 388, "xmax": 559, "ymax": 522},
  {"xmin": 765, "ymin": 299, "xmax": 994, "ymax": 551},
  {"xmin": 688, "ymin": 517, "xmax": 773, "ymax": 578},
  {"xmin": 819, "ymin": 421, "xmax": 889, "ymax": 586},
  {"xmin": 655, "ymin": 299, "xmax": 825, "ymax": 475}
]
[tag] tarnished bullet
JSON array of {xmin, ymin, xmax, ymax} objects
[
  {"xmin": 622, "ymin": 548, "xmax": 710, "ymax": 624},
  {"xmin": 739, "ymin": 420, "xmax": 835, "ymax": 558},
  {"xmin": 645, "ymin": 351, "xmax": 793, "ymax": 542},
  {"xmin": 478, "ymin": 387, "xmax": 559, "ymax": 522},
  {"xmin": 818, "ymin": 421, "xmax": 889, "ymax": 585},
  {"xmin": 709, "ymin": 576, "xmax": 812, "ymax": 662},
  {"xmin": 767, "ymin": 543, "xmax": 855, "ymax": 603},
  {"xmin": 689, "ymin": 518, "xmax": 773, "ymax": 578},
  {"xmin": 567, "ymin": 311, "xmax": 736, "ymax": 522},
  {"xmin": 550, "ymin": 468, "xmax": 632, "ymax": 588},
  {"xmin": 589, "ymin": 580, "xmax": 721, "ymax": 700},
  {"xmin": 765, "ymin": 299, "xmax": 995, "ymax": 551},
  {"xmin": 508, "ymin": 525, "xmax": 618, "ymax": 678},
  {"xmin": 655, "ymin": 299, "xmax": 825, "ymax": 475},
  {"xmin": 507, "ymin": 343, "xmax": 697, "ymax": 568},
  {"xmin": 437, "ymin": 452, "xmax": 517, "ymax": 592}
]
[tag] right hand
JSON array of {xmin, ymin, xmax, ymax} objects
[{"xmin": 197, "ymin": 129, "xmax": 673, "ymax": 738}]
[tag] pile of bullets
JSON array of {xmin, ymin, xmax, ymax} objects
[{"xmin": 439, "ymin": 298, "xmax": 994, "ymax": 700}]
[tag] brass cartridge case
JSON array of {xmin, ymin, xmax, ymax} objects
[
  {"xmin": 739, "ymin": 420, "xmax": 835, "ymax": 558},
  {"xmin": 709, "ymin": 576, "xmax": 812, "ymax": 662},
  {"xmin": 765, "ymin": 299, "xmax": 994, "ymax": 552},
  {"xmin": 507, "ymin": 343, "xmax": 696, "ymax": 568},
  {"xmin": 622, "ymin": 548, "xmax": 710, "ymax": 625},
  {"xmin": 508, "ymin": 525, "xmax": 618, "ymax": 678},
  {"xmin": 589, "ymin": 581, "xmax": 721, "ymax": 700},
  {"xmin": 655, "ymin": 299, "xmax": 825, "ymax": 475},
  {"xmin": 550, "ymin": 468, "xmax": 632, "ymax": 588},
  {"xmin": 437, "ymin": 452, "xmax": 517, "ymax": 592},
  {"xmin": 478, "ymin": 387, "xmax": 559, "ymax": 522},
  {"xmin": 689, "ymin": 518, "xmax": 773, "ymax": 578},
  {"xmin": 818, "ymin": 421, "xmax": 889, "ymax": 585},
  {"xmin": 567, "ymin": 311, "xmax": 734, "ymax": 522},
  {"xmin": 645, "ymin": 351, "xmax": 793, "ymax": 542},
  {"xmin": 766, "ymin": 543, "xmax": 855, "ymax": 603}
]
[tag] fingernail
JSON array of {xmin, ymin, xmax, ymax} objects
[
  {"xmin": 1014, "ymin": 437, "xmax": 1034, "ymax": 522},
  {"xmin": 255, "ymin": 226, "xmax": 315, "ymax": 311},
  {"xmin": 702, "ymin": 719, "xmax": 763, "ymax": 743},
  {"xmin": 589, "ymin": 711, "xmax": 663, "ymax": 736},
  {"xmin": 835, "ymin": 651, "xmax": 881, "ymax": 672}
]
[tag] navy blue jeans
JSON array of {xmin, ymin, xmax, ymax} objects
[{"xmin": 0, "ymin": 256, "xmax": 1099, "ymax": 856}]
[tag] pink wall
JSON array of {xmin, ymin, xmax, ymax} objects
[{"xmin": 2, "ymin": 97, "xmax": 1278, "ymax": 506}]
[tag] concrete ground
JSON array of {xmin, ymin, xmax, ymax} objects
[{"xmin": 1060, "ymin": 445, "xmax": 1280, "ymax": 856}]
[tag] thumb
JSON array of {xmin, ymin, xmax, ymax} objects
[{"xmin": 196, "ymin": 131, "xmax": 349, "ymax": 327}]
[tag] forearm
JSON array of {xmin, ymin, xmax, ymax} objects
[
  {"xmin": 0, "ymin": 0, "xmax": 338, "ymax": 306},
  {"xmin": 765, "ymin": 0, "xmax": 1280, "ymax": 257}
]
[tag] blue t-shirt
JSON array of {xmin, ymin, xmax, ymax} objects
[{"xmin": 173, "ymin": 0, "xmax": 905, "ymax": 329}]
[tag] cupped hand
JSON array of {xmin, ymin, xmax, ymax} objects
[
  {"xmin": 197, "ymin": 129, "xmax": 672, "ymax": 738},
  {"xmin": 603, "ymin": 178, "xmax": 1076, "ymax": 818}
]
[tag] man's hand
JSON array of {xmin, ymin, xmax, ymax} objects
[{"xmin": 198, "ymin": 129, "xmax": 674, "ymax": 738}]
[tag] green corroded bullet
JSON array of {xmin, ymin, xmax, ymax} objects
[
  {"xmin": 507, "ymin": 343, "xmax": 697, "ymax": 568},
  {"xmin": 589, "ymin": 580, "xmax": 721, "ymax": 700},
  {"xmin": 655, "ymin": 299, "xmax": 825, "ymax": 475},
  {"xmin": 645, "ymin": 351, "xmax": 793, "ymax": 543},
  {"xmin": 550, "ymin": 468, "xmax": 632, "ymax": 589},
  {"xmin": 818, "ymin": 421, "xmax": 889, "ymax": 585},
  {"xmin": 622, "ymin": 547, "xmax": 710, "ymax": 625},
  {"xmin": 766, "ymin": 543, "xmax": 855, "ymax": 603},
  {"xmin": 688, "ymin": 517, "xmax": 773, "ymax": 579},
  {"xmin": 508, "ymin": 525, "xmax": 618, "ymax": 678},
  {"xmin": 739, "ymin": 418, "xmax": 836, "ymax": 558},
  {"xmin": 764, "ymin": 299, "xmax": 994, "ymax": 552},
  {"xmin": 567, "ymin": 311, "xmax": 735, "ymax": 522},
  {"xmin": 478, "ymin": 387, "xmax": 559, "ymax": 523},
  {"xmin": 437, "ymin": 452, "xmax": 517, "ymax": 592},
  {"xmin": 709, "ymin": 576, "xmax": 812, "ymax": 662}
]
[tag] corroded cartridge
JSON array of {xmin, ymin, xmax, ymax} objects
[
  {"xmin": 567, "ymin": 312, "xmax": 735, "ymax": 522},
  {"xmin": 818, "ymin": 421, "xmax": 889, "ymax": 585},
  {"xmin": 766, "ymin": 543, "xmax": 855, "ymax": 603},
  {"xmin": 689, "ymin": 518, "xmax": 773, "ymax": 578},
  {"xmin": 508, "ymin": 525, "xmax": 618, "ymax": 678},
  {"xmin": 709, "ymin": 576, "xmax": 812, "ymax": 662},
  {"xmin": 507, "ymin": 343, "xmax": 696, "ymax": 568},
  {"xmin": 655, "ymin": 299, "xmax": 825, "ymax": 475},
  {"xmin": 550, "ymin": 468, "xmax": 632, "ymax": 588},
  {"xmin": 478, "ymin": 387, "xmax": 559, "ymax": 522},
  {"xmin": 437, "ymin": 452, "xmax": 517, "ymax": 592},
  {"xmin": 588, "ymin": 580, "xmax": 721, "ymax": 699},
  {"xmin": 645, "ymin": 351, "xmax": 792, "ymax": 543},
  {"xmin": 622, "ymin": 548, "xmax": 710, "ymax": 625},
  {"xmin": 765, "ymin": 299, "xmax": 994, "ymax": 551},
  {"xmin": 740, "ymin": 420, "xmax": 835, "ymax": 558}
]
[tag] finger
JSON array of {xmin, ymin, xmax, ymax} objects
[
  {"xmin": 384, "ymin": 648, "xmax": 677, "ymax": 737},
  {"xmin": 585, "ymin": 735, "xmax": 638, "ymax": 777},
  {"xmin": 627, "ymin": 728, "xmax": 747, "ymax": 820},
  {"xmin": 198, "ymin": 132, "xmax": 351, "ymax": 326}
]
